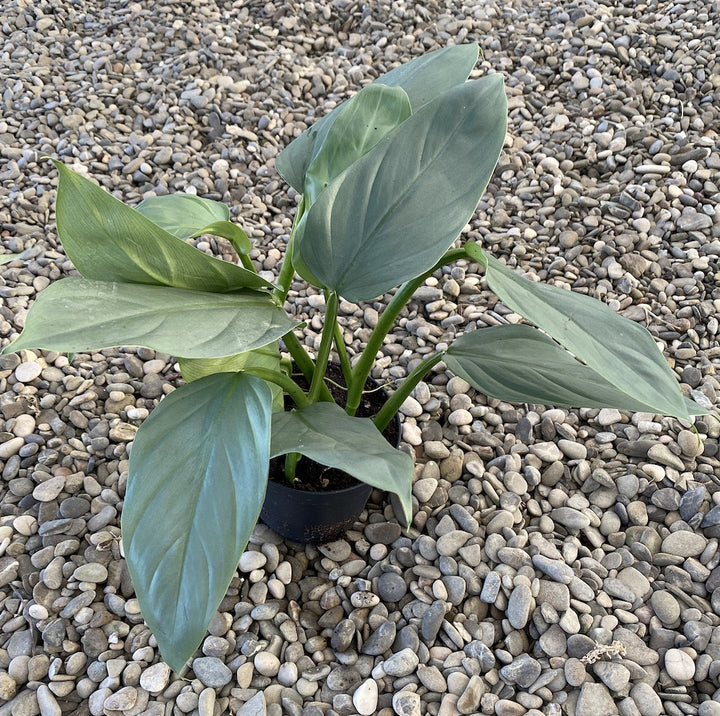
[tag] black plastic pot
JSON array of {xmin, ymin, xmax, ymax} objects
[
  {"xmin": 260, "ymin": 367, "xmax": 401, "ymax": 544},
  {"xmin": 260, "ymin": 479, "xmax": 374, "ymax": 544}
]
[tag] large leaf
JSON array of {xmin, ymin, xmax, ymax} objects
[
  {"xmin": 52, "ymin": 160, "xmax": 270, "ymax": 292},
  {"xmin": 303, "ymin": 84, "xmax": 412, "ymax": 206},
  {"xmin": 445, "ymin": 324, "xmax": 694, "ymax": 413},
  {"xmin": 135, "ymin": 194, "xmax": 252, "ymax": 253},
  {"xmin": 275, "ymin": 44, "xmax": 480, "ymax": 192},
  {"xmin": 179, "ymin": 343, "xmax": 286, "ymax": 411},
  {"xmin": 293, "ymin": 74, "xmax": 507, "ymax": 302},
  {"xmin": 3, "ymin": 278, "xmax": 297, "ymax": 359},
  {"xmin": 270, "ymin": 403, "xmax": 413, "ymax": 525},
  {"xmin": 476, "ymin": 251, "xmax": 706, "ymax": 421},
  {"xmin": 122, "ymin": 373, "xmax": 272, "ymax": 672}
]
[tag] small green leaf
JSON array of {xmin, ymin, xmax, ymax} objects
[
  {"xmin": 188, "ymin": 222, "xmax": 252, "ymax": 255},
  {"xmin": 270, "ymin": 403, "xmax": 413, "ymax": 526},
  {"xmin": 303, "ymin": 84, "xmax": 412, "ymax": 206},
  {"xmin": 445, "ymin": 324, "xmax": 705, "ymax": 413},
  {"xmin": 0, "ymin": 253, "xmax": 22, "ymax": 266},
  {"xmin": 294, "ymin": 74, "xmax": 507, "ymax": 302},
  {"xmin": 179, "ymin": 343, "xmax": 285, "ymax": 411},
  {"xmin": 276, "ymin": 43, "xmax": 480, "ymax": 192},
  {"xmin": 482, "ymin": 255, "xmax": 707, "ymax": 421},
  {"xmin": 135, "ymin": 194, "xmax": 230, "ymax": 238},
  {"xmin": 51, "ymin": 160, "xmax": 269, "ymax": 292},
  {"xmin": 136, "ymin": 195, "xmax": 252, "ymax": 254},
  {"xmin": 122, "ymin": 373, "xmax": 272, "ymax": 672},
  {"xmin": 3, "ymin": 278, "xmax": 297, "ymax": 359}
]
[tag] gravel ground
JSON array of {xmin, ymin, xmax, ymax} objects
[{"xmin": 1, "ymin": 1, "xmax": 720, "ymax": 716}]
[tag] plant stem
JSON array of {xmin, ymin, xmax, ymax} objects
[
  {"xmin": 308, "ymin": 291, "xmax": 338, "ymax": 403},
  {"xmin": 274, "ymin": 196, "xmax": 306, "ymax": 304},
  {"xmin": 239, "ymin": 253, "xmax": 256, "ymax": 272},
  {"xmin": 373, "ymin": 351, "xmax": 445, "ymax": 432},
  {"xmin": 242, "ymin": 367, "xmax": 310, "ymax": 408},
  {"xmin": 282, "ymin": 330, "xmax": 334, "ymax": 402},
  {"xmin": 283, "ymin": 451, "xmax": 301, "ymax": 484},
  {"xmin": 346, "ymin": 247, "xmax": 467, "ymax": 415},
  {"xmin": 333, "ymin": 322, "xmax": 353, "ymax": 386}
]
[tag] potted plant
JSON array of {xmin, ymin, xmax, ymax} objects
[{"xmin": 1, "ymin": 44, "xmax": 710, "ymax": 672}]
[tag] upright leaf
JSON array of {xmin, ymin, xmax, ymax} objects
[
  {"xmin": 303, "ymin": 84, "xmax": 412, "ymax": 206},
  {"xmin": 122, "ymin": 373, "xmax": 272, "ymax": 672},
  {"xmin": 52, "ymin": 160, "xmax": 270, "ymax": 292},
  {"xmin": 445, "ymin": 324, "xmax": 707, "ymax": 414},
  {"xmin": 275, "ymin": 43, "xmax": 480, "ymax": 192},
  {"xmin": 479, "ymin": 253, "xmax": 705, "ymax": 421},
  {"xmin": 374, "ymin": 43, "xmax": 479, "ymax": 110},
  {"xmin": 3, "ymin": 278, "xmax": 297, "ymax": 359},
  {"xmin": 294, "ymin": 74, "xmax": 507, "ymax": 301},
  {"xmin": 270, "ymin": 403, "xmax": 413, "ymax": 526},
  {"xmin": 136, "ymin": 195, "xmax": 252, "ymax": 254}
]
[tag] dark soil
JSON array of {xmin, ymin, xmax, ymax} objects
[{"xmin": 268, "ymin": 364, "xmax": 400, "ymax": 493}]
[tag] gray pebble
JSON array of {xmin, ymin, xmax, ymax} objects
[
  {"xmin": 361, "ymin": 621, "xmax": 396, "ymax": 656},
  {"xmin": 576, "ymin": 682, "xmax": 617, "ymax": 716},
  {"xmin": 499, "ymin": 654, "xmax": 541, "ymax": 688},
  {"xmin": 377, "ymin": 572, "xmax": 407, "ymax": 602},
  {"xmin": 381, "ymin": 648, "xmax": 418, "ymax": 677},
  {"xmin": 192, "ymin": 657, "xmax": 232, "ymax": 688}
]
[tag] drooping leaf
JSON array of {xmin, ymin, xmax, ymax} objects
[
  {"xmin": 270, "ymin": 402, "xmax": 413, "ymax": 526},
  {"xmin": 275, "ymin": 43, "xmax": 480, "ymax": 192},
  {"xmin": 293, "ymin": 74, "xmax": 507, "ymax": 302},
  {"xmin": 135, "ymin": 195, "xmax": 252, "ymax": 254},
  {"xmin": 303, "ymin": 84, "xmax": 412, "ymax": 206},
  {"xmin": 475, "ymin": 252, "xmax": 707, "ymax": 421},
  {"xmin": 179, "ymin": 342, "xmax": 285, "ymax": 411},
  {"xmin": 445, "ymin": 324, "xmax": 707, "ymax": 414},
  {"xmin": 122, "ymin": 373, "xmax": 272, "ymax": 672},
  {"xmin": 51, "ymin": 160, "xmax": 269, "ymax": 292},
  {"xmin": 0, "ymin": 253, "xmax": 22, "ymax": 266},
  {"xmin": 3, "ymin": 278, "xmax": 297, "ymax": 359}
]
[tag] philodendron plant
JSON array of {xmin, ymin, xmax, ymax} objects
[{"xmin": 2, "ymin": 44, "xmax": 710, "ymax": 671}]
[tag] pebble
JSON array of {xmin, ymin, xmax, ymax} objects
[
  {"xmin": 381, "ymin": 648, "xmax": 419, "ymax": 677},
  {"xmin": 630, "ymin": 682, "xmax": 663, "ymax": 716},
  {"xmin": 192, "ymin": 657, "xmax": 232, "ymax": 688},
  {"xmin": 664, "ymin": 648, "xmax": 695, "ymax": 682},
  {"xmin": 393, "ymin": 690, "xmax": 421, "ymax": 716},
  {"xmin": 576, "ymin": 683, "xmax": 617, "ymax": 716},
  {"xmin": 661, "ymin": 531, "xmax": 707, "ymax": 557},
  {"xmin": 139, "ymin": 662, "xmax": 170, "ymax": 693},
  {"xmin": 353, "ymin": 679, "xmax": 378, "ymax": 716}
]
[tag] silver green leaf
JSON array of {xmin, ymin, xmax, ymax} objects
[
  {"xmin": 122, "ymin": 373, "xmax": 272, "ymax": 672},
  {"xmin": 303, "ymin": 84, "xmax": 412, "ymax": 207},
  {"xmin": 270, "ymin": 402, "xmax": 413, "ymax": 526},
  {"xmin": 0, "ymin": 253, "xmax": 23, "ymax": 266},
  {"xmin": 293, "ymin": 74, "xmax": 507, "ymax": 302},
  {"xmin": 178, "ymin": 342, "xmax": 286, "ymax": 411},
  {"xmin": 135, "ymin": 195, "xmax": 252, "ymax": 254},
  {"xmin": 479, "ymin": 253, "xmax": 707, "ymax": 421},
  {"xmin": 445, "ymin": 324, "xmax": 705, "ymax": 414},
  {"xmin": 3, "ymin": 278, "xmax": 297, "ymax": 359},
  {"xmin": 275, "ymin": 43, "xmax": 480, "ymax": 192},
  {"xmin": 52, "ymin": 160, "xmax": 269, "ymax": 292}
]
